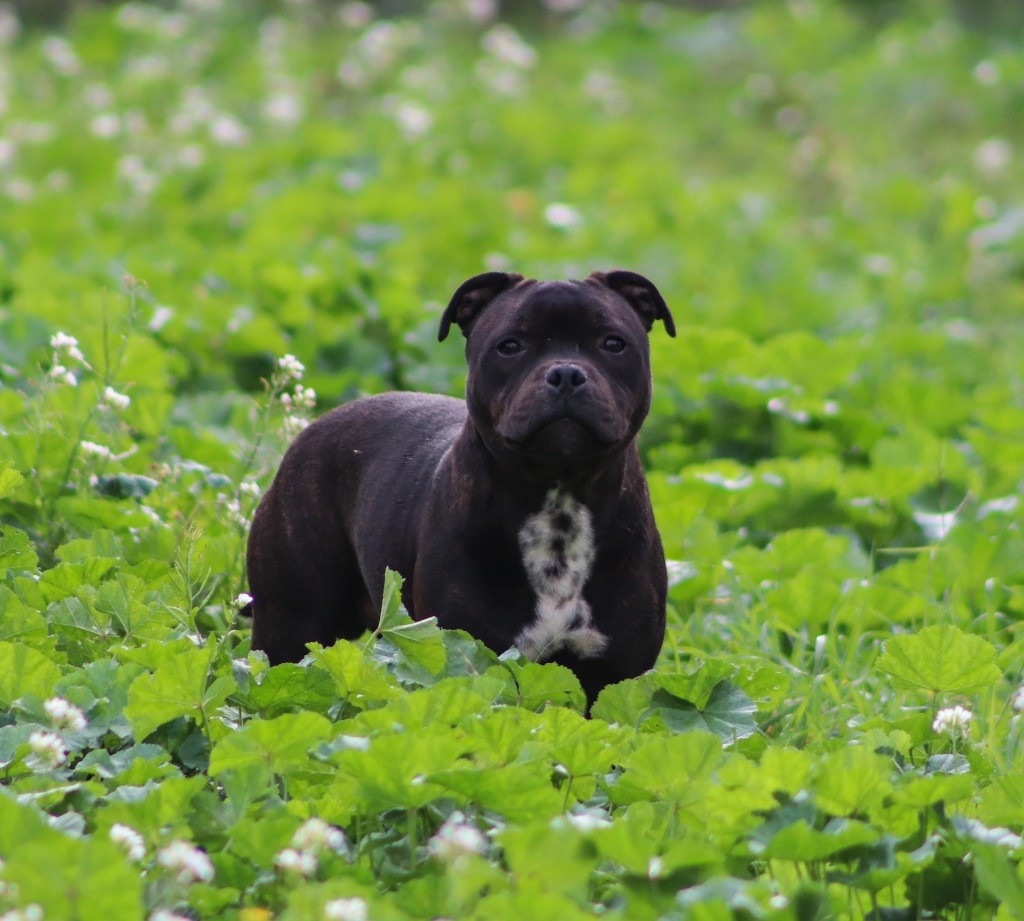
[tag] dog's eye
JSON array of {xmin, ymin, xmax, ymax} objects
[
  {"xmin": 497, "ymin": 339, "xmax": 522, "ymax": 356},
  {"xmin": 602, "ymin": 336, "xmax": 626, "ymax": 353}
]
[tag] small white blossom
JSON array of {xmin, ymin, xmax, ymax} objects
[
  {"xmin": 323, "ymin": 898, "xmax": 368, "ymax": 921},
  {"xmin": 80, "ymin": 441, "xmax": 113, "ymax": 460},
  {"xmin": 543, "ymin": 203, "xmax": 582, "ymax": 230},
  {"xmin": 110, "ymin": 823, "xmax": 146, "ymax": 863},
  {"xmin": 973, "ymin": 60, "xmax": 1000, "ymax": 86},
  {"xmin": 157, "ymin": 840, "xmax": 215, "ymax": 884},
  {"xmin": 149, "ymin": 911, "xmax": 192, "ymax": 921},
  {"xmin": 1013, "ymin": 685, "xmax": 1024, "ymax": 712},
  {"xmin": 209, "ymin": 114, "xmax": 250, "ymax": 147},
  {"xmin": 239, "ymin": 480, "xmax": 261, "ymax": 498},
  {"xmin": 563, "ymin": 809, "xmax": 612, "ymax": 833},
  {"xmin": 43, "ymin": 697, "xmax": 87, "ymax": 731},
  {"xmin": 90, "ymin": 113, "xmax": 121, "ymax": 139},
  {"xmin": 0, "ymin": 906, "xmax": 44, "ymax": 921},
  {"xmin": 428, "ymin": 812, "xmax": 487, "ymax": 861},
  {"xmin": 42, "ymin": 36, "xmax": 81, "ymax": 76},
  {"xmin": 100, "ymin": 386, "xmax": 131, "ymax": 411},
  {"xmin": 647, "ymin": 855, "xmax": 664, "ymax": 879},
  {"xmin": 277, "ymin": 353, "xmax": 305, "ymax": 382},
  {"xmin": 0, "ymin": 5, "xmax": 20, "ymax": 45},
  {"xmin": 274, "ymin": 847, "xmax": 317, "ymax": 877},
  {"xmin": 49, "ymin": 364, "xmax": 78, "ymax": 387},
  {"xmin": 291, "ymin": 818, "xmax": 347, "ymax": 855},
  {"xmin": 482, "ymin": 25, "xmax": 537, "ymax": 69},
  {"xmin": 233, "ymin": 593, "xmax": 254, "ymax": 609},
  {"xmin": 283, "ymin": 415, "xmax": 310, "ymax": 439},
  {"xmin": 769, "ymin": 894, "xmax": 790, "ymax": 909},
  {"xmin": 975, "ymin": 138, "xmax": 1012, "ymax": 176},
  {"xmin": 959, "ymin": 817, "xmax": 1023, "ymax": 850},
  {"xmin": 50, "ymin": 332, "xmax": 85, "ymax": 363},
  {"xmin": 338, "ymin": 2, "xmax": 373, "ymax": 28},
  {"xmin": 264, "ymin": 92, "xmax": 303, "ymax": 127},
  {"xmin": 28, "ymin": 729, "xmax": 67, "ymax": 769},
  {"xmin": 933, "ymin": 705, "xmax": 973, "ymax": 737},
  {"xmin": 393, "ymin": 101, "xmax": 432, "ymax": 140}
]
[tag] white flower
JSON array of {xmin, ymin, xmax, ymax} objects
[
  {"xmin": 209, "ymin": 114, "xmax": 250, "ymax": 147},
  {"xmin": 338, "ymin": 2, "xmax": 373, "ymax": 28},
  {"xmin": 101, "ymin": 386, "xmax": 131, "ymax": 411},
  {"xmin": 1013, "ymin": 685, "xmax": 1024, "ymax": 712},
  {"xmin": 43, "ymin": 697, "xmax": 87, "ymax": 731},
  {"xmin": 959, "ymin": 817, "xmax": 1023, "ymax": 850},
  {"xmin": 393, "ymin": 102, "xmax": 432, "ymax": 140},
  {"xmin": 0, "ymin": 906, "xmax": 44, "ymax": 921},
  {"xmin": 80, "ymin": 441, "xmax": 113, "ymax": 459},
  {"xmin": 90, "ymin": 113, "xmax": 121, "ymax": 139},
  {"xmin": 149, "ymin": 911, "xmax": 192, "ymax": 921},
  {"xmin": 274, "ymin": 847, "xmax": 317, "ymax": 877},
  {"xmin": 975, "ymin": 138, "xmax": 1012, "ymax": 176},
  {"xmin": 283, "ymin": 415, "xmax": 310, "ymax": 439},
  {"xmin": 239, "ymin": 480, "xmax": 261, "ymax": 498},
  {"xmin": 28, "ymin": 729, "xmax": 67, "ymax": 769},
  {"xmin": 157, "ymin": 840, "xmax": 215, "ymax": 884},
  {"xmin": 933, "ymin": 705, "xmax": 973, "ymax": 737},
  {"xmin": 973, "ymin": 60, "xmax": 1000, "ymax": 86},
  {"xmin": 769, "ymin": 894, "xmax": 790, "ymax": 909},
  {"xmin": 563, "ymin": 809, "xmax": 611, "ymax": 833},
  {"xmin": 292, "ymin": 818, "xmax": 348, "ymax": 855},
  {"xmin": 50, "ymin": 332, "xmax": 85, "ymax": 363},
  {"xmin": 428, "ymin": 812, "xmax": 487, "ymax": 861},
  {"xmin": 324, "ymin": 897, "xmax": 369, "ymax": 921},
  {"xmin": 462, "ymin": 0, "xmax": 497, "ymax": 23},
  {"xmin": 647, "ymin": 855, "xmax": 664, "ymax": 879},
  {"xmin": 42, "ymin": 36, "xmax": 81, "ymax": 76},
  {"xmin": 49, "ymin": 364, "xmax": 78, "ymax": 387},
  {"xmin": 0, "ymin": 5, "xmax": 20, "ymax": 46},
  {"xmin": 482, "ymin": 25, "xmax": 536, "ymax": 69},
  {"xmin": 110, "ymin": 823, "xmax": 146, "ymax": 862},
  {"xmin": 233, "ymin": 592, "xmax": 254, "ymax": 609},
  {"xmin": 543, "ymin": 203, "xmax": 582, "ymax": 230},
  {"xmin": 264, "ymin": 93, "xmax": 303, "ymax": 127},
  {"xmin": 277, "ymin": 353, "xmax": 305, "ymax": 382}
]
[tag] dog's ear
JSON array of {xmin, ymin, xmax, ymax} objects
[
  {"xmin": 438, "ymin": 272, "xmax": 525, "ymax": 341},
  {"xmin": 588, "ymin": 270, "xmax": 676, "ymax": 337}
]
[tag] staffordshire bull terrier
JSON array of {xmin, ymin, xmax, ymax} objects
[{"xmin": 246, "ymin": 270, "xmax": 674, "ymax": 702}]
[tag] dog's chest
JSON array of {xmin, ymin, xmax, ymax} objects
[{"xmin": 514, "ymin": 489, "xmax": 608, "ymax": 662}]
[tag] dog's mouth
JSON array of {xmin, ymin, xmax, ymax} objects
[{"xmin": 503, "ymin": 416, "xmax": 612, "ymax": 462}]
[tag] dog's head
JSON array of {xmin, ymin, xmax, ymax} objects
[{"xmin": 439, "ymin": 271, "xmax": 674, "ymax": 483}]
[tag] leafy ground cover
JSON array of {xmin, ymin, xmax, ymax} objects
[{"xmin": 2, "ymin": 0, "xmax": 1024, "ymax": 918}]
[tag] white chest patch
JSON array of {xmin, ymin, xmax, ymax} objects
[{"xmin": 515, "ymin": 489, "xmax": 608, "ymax": 662}]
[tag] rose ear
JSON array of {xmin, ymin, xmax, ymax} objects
[
  {"xmin": 438, "ymin": 272, "xmax": 525, "ymax": 341},
  {"xmin": 588, "ymin": 270, "xmax": 676, "ymax": 337}
]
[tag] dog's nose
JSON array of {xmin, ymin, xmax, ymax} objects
[{"xmin": 544, "ymin": 363, "xmax": 588, "ymax": 393}]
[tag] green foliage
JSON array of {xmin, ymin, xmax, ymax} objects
[{"xmin": 0, "ymin": 1, "xmax": 1023, "ymax": 918}]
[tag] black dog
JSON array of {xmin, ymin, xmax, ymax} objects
[{"xmin": 247, "ymin": 271, "xmax": 674, "ymax": 702}]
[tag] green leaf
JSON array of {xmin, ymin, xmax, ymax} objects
[
  {"xmin": 209, "ymin": 711, "xmax": 332, "ymax": 777},
  {"xmin": 0, "ymin": 526, "xmax": 38, "ymax": 576},
  {"xmin": 811, "ymin": 746, "xmax": 894, "ymax": 816},
  {"xmin": 3, "ymin": 835, "xmax": 142, "ymax": 921},
  {"xmin": 876, "ymin": 625, "xmax": 1001, "ymax": 694},
  {"xmin": 647, "ymin": 680, "xmax": 758, "ymax": 740},
  {"xmin": 0, "ymin": 640, "xmax": 61, "ymax": 708},
  {"xmin": 0, "ymin": 458, "xmax": 24, "ymax": 500},
  {"xmin": 618, "ymin": 731, "xmax": 724, "ymax": 805},
  {"xmin": 125, "ymin": 642, "xmax": 224, "ymax": 740},
  {"xmin": 246, "ymin": 662, "xmax": 336, "ymax": 716},
  {"xmin": 308, "ymin": 640, "xmax": 400, "ymax": 705},
  {"xmin": 761, "ymin": 818, "xmax": 880, "ymax": 861},
  {"xmin": 972, "ymin": 842, "xmax": 1024, "ymax": 915}
]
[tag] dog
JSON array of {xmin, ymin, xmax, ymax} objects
[{"xmin": 246, "ymin": 270, "xmax": 674, "ymax": 702}]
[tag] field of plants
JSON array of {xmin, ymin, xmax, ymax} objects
[{"xmin": 1, "ymin": 0, "xmax": 1024, "ymax": 917}]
